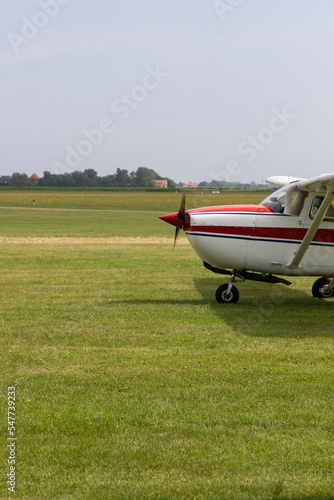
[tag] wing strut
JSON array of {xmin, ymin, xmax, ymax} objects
[{"xmin": 286, "ymin": 183, "xmax": 334, "ymax": 270}]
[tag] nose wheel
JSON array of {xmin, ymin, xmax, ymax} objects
[
  {"xmin": 215, "ymin": 283, "xmax": 239, "ymax": 303},
  {"xmin": 215, "ymin": 273, "xmax": 240, "ymax": 303}
]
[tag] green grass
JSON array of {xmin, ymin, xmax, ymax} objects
[
  {"xmin": 0, "ymin": 208, "xmax": 170, "ymax": 238},
  {"xmin": 1, "ymin": 190, "xmax": 334, "ymax": 499},
  {"xmin": 0, "ymin": 188, "xmax": 271, "ymax": 210}
]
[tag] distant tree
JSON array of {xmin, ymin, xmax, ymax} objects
[
  {"xmin": 84, "ymin": 169, "xmax": 99, "ymax": 186},
  {"xmin": 57, "ymin": 173, "xmax": 76, "ymax": 187},
  {"xmin": 70, "ymin": 171, "xmax": 84, "ymax": 186},
  {"xmin": 11, "ymin": 172, "xmax": 30, "ymax": 186},
  {"xmin": 134, "ymin": 166, "xmax": 159, "ymax": 187},
  {"xmin": 100, "ymin": 175, "xmax": 115, "ymax": 187},
  {"xmin": 129, "ymin": 170, "xmax": 136, "ymax": 186},
  {"xmin": 39, "ymin": 171, "xmax": 58, "ymax": 186},
  {"xmin": 114, "ymin": 168, "xmax": 132, "ymax": 187},
  {"xmin": 0, "ymin": 176, "xmax": 12, "ymax": 186}
]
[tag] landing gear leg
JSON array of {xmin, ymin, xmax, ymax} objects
[{"xmin": 215, "ymin": 272, "xmax": 240, "ymax": 304}]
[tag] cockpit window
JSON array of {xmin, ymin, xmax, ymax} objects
[
  {"xmin": 266, "ymin": 194, "xmax": 286, "ymax": 213},
  {"xmin": 290, "ymin": 188, "xmax": 308, "ymax": 216},
  {"xmin": 309, "ymin": 196, "xmax": 334, "ymax": 222},
  {"xmin": 310, "ymin": 196, "xmax": 324, "ymax": 219},
  {"xmin": 261, "ymin": 183, "xmax": 307, "ymax": 215}
]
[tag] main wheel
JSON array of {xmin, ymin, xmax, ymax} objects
[
  {"xmin": 312, "ymin": 277, "xmax": 334, "ymax": 298},
  {"xmin": 215, "ymin": 284, "xmax": 239, "ymax": 304}
]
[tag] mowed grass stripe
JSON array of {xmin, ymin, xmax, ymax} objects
[
  {"xmin": 0, "ymin": 236, "xmax": 188, "ymax": 245},
  {"xmin": 0, "ymin": 207, "xmax": 182, "ymax": 239}
]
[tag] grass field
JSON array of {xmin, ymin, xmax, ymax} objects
[
  {"xmin": 0, "ymin": 187, "xmax": 271, "ymax": 211},
  {"xmin": 1, "ymin": 189, "xmax": 334, "ymax": 499}
]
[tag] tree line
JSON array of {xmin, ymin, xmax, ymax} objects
[
  {"xmin": 0, "ymin": 168, "xmax": 267, "ymax": 189},
  {"xmin": 0, "ymin": 167, "xmax": 177, "ymax": 188}
]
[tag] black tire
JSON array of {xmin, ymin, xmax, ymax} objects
[
  {"xmin": 215, "ymin": 284, "xmax": 239, "ymax": 304},
  {"xmin": 312, "ymin": 277, "xmax": 334, "ymax": 299}
]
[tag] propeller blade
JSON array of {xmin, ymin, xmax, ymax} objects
[
  {"xmin": 160, "ymin": 191, "xmax": 187, "ymax": 249},
  {"xmin": 174, "ymin": 191, "xmax": 186, "ymax": 250},
  {"xmin": 177, "ymin": 191, "xmax": 186, "ymax": 227},
  {"xmin": 173, "ymin": 227, "xmax": 179, "ymax": 251}
]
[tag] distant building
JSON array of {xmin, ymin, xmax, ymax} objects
[
  {"xmin": 30, "ymin": 173, "xmax": 40, "ymax": 186},
  {"xmin": 154, "ymin": 179, "xmax": 168, "ymax": 188},
  {"xmin": 183, "ymin": 181, "xmax": 198, "ymax": 188}
]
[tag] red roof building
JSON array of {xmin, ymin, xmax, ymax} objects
[
  {"xmin": 30, "ymin": 173, "xmax": 40, "ymax": 185},
  {"xmin": 183, "ymin": 181, "xmax": 198, "ymax": 188},
  {"xmin": 154, "ymin": 179, "xmax": 168, "ymax": 188}
]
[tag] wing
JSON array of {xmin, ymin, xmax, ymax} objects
[
  {"xmin": 266, "ymin": 175, "xmax": 305, "ymax": 187},
  {"xmin": 287, "ymin": 172, "xmax": 334, "ymax": 269},
  {"xmin": 297, "ymin": 171, "xmax": 334, "ymax": 191}
]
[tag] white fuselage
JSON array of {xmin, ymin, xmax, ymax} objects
[{"xmin": 186, "ymin": 201, "xmax": 334, "ymax": 277}]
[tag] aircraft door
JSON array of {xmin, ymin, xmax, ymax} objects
[{"xmin": 245, "ymin": 206, "xmax": 302, "ymax": 273}]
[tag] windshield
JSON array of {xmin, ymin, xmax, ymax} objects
[{"xmin": 261, "ymin": 183, "xmax": 308, "ymax": 216}]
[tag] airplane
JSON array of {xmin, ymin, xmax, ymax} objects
[{"xmin": 159, "ymin": 172, "xmax": 334, "ymax": 303}]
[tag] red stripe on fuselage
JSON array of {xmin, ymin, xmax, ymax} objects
[{"xmin": 189, "ymin": 225, "xmax": 334, "ymax": 243}]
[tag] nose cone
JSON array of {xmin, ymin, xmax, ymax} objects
[{"xmin": 159, "ymin": 212, "xmax": 183, "ymax": 229}]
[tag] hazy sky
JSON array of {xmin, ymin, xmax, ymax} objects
[{"xmin": 1, "ymin": 1, "xmax": 334, "ymax": 184}]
